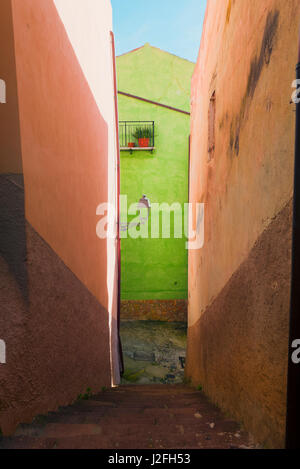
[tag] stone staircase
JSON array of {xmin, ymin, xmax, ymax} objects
[{"xmin": 0, "ymin": 385, "xmax": 257, "ymax": 449}]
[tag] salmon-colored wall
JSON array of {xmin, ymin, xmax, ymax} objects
[
  {"xmin": 187, "ymin": 0, "xmax": 300, "ymax": 448},
  {"xmin": 0, "ymin": 0, "xmax": 22, "ymax": 173},
  {"xmin": 188, "ymin": 0, "xmax": 298, "ymax": 322},
  {"xmin": 11, "ymin": 0, "xmax": 111, "ymax": 308},
  {"xmin": 0, "ymin": 0, "xmax": 119, "ymax": 435}
]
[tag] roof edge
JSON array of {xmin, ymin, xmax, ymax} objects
[
  {"xmin": 117, "ymin": 43, "xmax": 196, "ymax": 65},
  {"xmin": 118, "ymin": 91, "xmax": 190, "ymax": 116}
]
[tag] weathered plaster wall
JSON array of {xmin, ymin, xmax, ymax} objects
[
  {"xmin": 187, "ymin": 200, "xmax": 292, "ymax": 448},
  {"xmin": 0, "ymin": 177, "xmax": 111, "ymax": 436},
  {"xmin": 0, "ymin": 0, "xmax": 22, "ymax": 173},
  {"xmin": 117, "ymin": 46, "xmax": 194, "ymax": 317},
  {"xmin": 0, "ymin": 220, "xmax": 111, "ymax": 436},
  {"xmin": 187, "ymin": 0, "xmax": 299, "ymax": 448},
  {"xmin": 121, "ymin": 300, "xmax": 187, "ymax": 322},
  {"xmin": 11, "ymin": 0, "xmax": 120, "ymax": 380},
  {"xmin": 0, "ymin": 175, "xmax": 27, "ymax": 298},
  {"xmin": 0, "ymin": 0, "xmax": 118, "ymax": 434}
]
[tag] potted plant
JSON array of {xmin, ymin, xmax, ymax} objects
[
  {"xmin": 128, "ymin": 142, "xmax": 135, "ymax": 148},
  {"xmin": 133, "ymin": 126, "xmax": 152, "ymax": 147}
]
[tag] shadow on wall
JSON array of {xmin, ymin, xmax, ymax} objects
[
  {"xmin": 0, "ymin": 1, "xmax": 27, "ymax": 298},
  {"xmin": 0, "ymin": 0, "xmax": 112, "ymax": 435},
  {"xmin": 0, "ymin": 175, "xmax": 28, "ymax": 300}
]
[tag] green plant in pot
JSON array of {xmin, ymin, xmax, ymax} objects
[{"xmin": 133, "ymin": 126, "xmax": 152, "ymax": 147}]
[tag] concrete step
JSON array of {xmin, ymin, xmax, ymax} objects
[{"xmin": 0, "ymin": 431, "xmax": 248, "ymax": 450}]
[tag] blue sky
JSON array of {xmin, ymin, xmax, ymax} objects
[{"xmin": 111, "ymin": 0, "xmax": 207, "ymax": 63}]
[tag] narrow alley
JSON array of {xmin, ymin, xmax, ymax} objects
[
  {"xmin": 0, "ymin": 386, "xmax": 257, "ymax": 450},
  {"xmin": 1, "ymin": 0, "xmax": 300, "ymax": 452}
]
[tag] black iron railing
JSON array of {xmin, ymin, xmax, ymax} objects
[{"xmin": 119, "ymin": 121, "xmax": 155, "ymax": 149}]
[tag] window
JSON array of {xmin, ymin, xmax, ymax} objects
[
  {"xmin": 208, "ymin": 91, "xmax": 216, "ymax": 160},
  {"xmin": 119, "ymin": 121, "xmax": 155, "ymax": 153}
]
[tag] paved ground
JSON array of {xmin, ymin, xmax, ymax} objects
[
  {"xmin": 120, "ymin": 321, "xmax": 187, "ymax": 385},
  {"xmin": 0, "ymin": 385, "xmax": 258, "ymax": 449}
]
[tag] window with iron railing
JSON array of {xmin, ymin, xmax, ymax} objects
[{"xmin": 119, "ymin": 121, "xmax": 155, "ymax": 151}]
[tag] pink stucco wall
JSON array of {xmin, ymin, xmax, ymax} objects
[{"xmin": 0, "ymin": 0, "xmax": 119, "ymax": 435}]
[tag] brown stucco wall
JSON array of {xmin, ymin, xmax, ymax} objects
[
  {"xmin": 187, "ymin": 199, "xmax": 292, "ymax": 448},
  {"xmin": 121, "ymin": 300, "xmax": 187, "ymax": 322},
  {"xmin": 0, "ymin": 175, "xmax": 27, "ymax": 298},
  {"xmin": 187, "ymin": 0, "xmax": 299, "ymax": 448},
  {"xmin": 0, "ymin": 0, "xmax": 117, "ymax": 434},
  {"xmin": 0, "ymin": 180, "xmax": 111, "ymax": 436},
  {"xmin": 0, "ymin": 0, "xmax": 22, "ymax": 173}
]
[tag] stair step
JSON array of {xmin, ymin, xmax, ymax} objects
[
  {"xmin": 0, "ymin": 385, "xmax": 256, "ymax": 449},
  {"xmin": 1, "ymin": 431, "xmax": 245, "ymax": 450}
]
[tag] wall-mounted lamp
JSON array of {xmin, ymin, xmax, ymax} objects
[
  {"xmin": 120, "ymin": 195, "xmax": 151, "ymax": 232},
  {"xmin": 138, "ymin": 194, "xmax": 151, "ymax": 213}
]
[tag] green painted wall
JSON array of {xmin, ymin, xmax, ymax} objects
[
  {"xmin": 117, "ymin": 44, "xmax": 194, "ymax": 301},
  {"xmin": 117, "ymin": 43, "xmax": 193, "ymax": 112}
]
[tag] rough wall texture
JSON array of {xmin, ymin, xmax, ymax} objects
[
  {"xmin": 187, "ymin": 0, "xmax": 300, "ymax": 448},
  {"xmin": 0, "ymin": 175, "xmax": 27, "ymax": 297},
  {"xmin": 0, "ymin": 0, "xmax": 118, "ymax": 434},
  {"xmin": 0, "ymin": 181, "xmax": 111, "ymax": 436},
  {"xmin": 121, "ymin": 299, "xmax": 187, "ymax": 322},
  {"xmin": 117, "ymin": 45, "xmax": 194, "ymax": 308},
  {"xmin": 187, "ymin": 199, "xmax": 292, "ymax": 448}
]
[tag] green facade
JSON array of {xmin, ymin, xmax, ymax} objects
[{"xmin": 117, "ymin": 44, "xmax": 194, "ymax": 301}]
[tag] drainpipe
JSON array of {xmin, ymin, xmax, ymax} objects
[
  {"xmin": 285, "ymin": 30, "xmax": 300, "ymax": 449},
  {"xmin": 110, "ymin": 31, "xmax": 124, "ymax": 378}
]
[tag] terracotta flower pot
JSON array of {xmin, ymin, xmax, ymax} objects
[
  {"xmin": 128, "ymin": 142, "xmax": 135, "ymax": 148},
  {"xmin": 138, "ymin": 138, "xmax": 150, "ymax": 148}
]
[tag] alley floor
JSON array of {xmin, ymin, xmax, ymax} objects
[
  {"xmin": 0, "ymin": 385, "xmax": 258, "ymax": 449},
  {"xmin": 120, "ymin": 321, "xmax": 187, "ymax": 385}
]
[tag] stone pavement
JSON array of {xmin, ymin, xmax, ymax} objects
[
  {"xmin": 120, "ymin": 321, "xmax": 187, "ymax": 385},
  {"xmin": 0, "ymin": 385, "xmax": 258, "ymax": 449}
]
